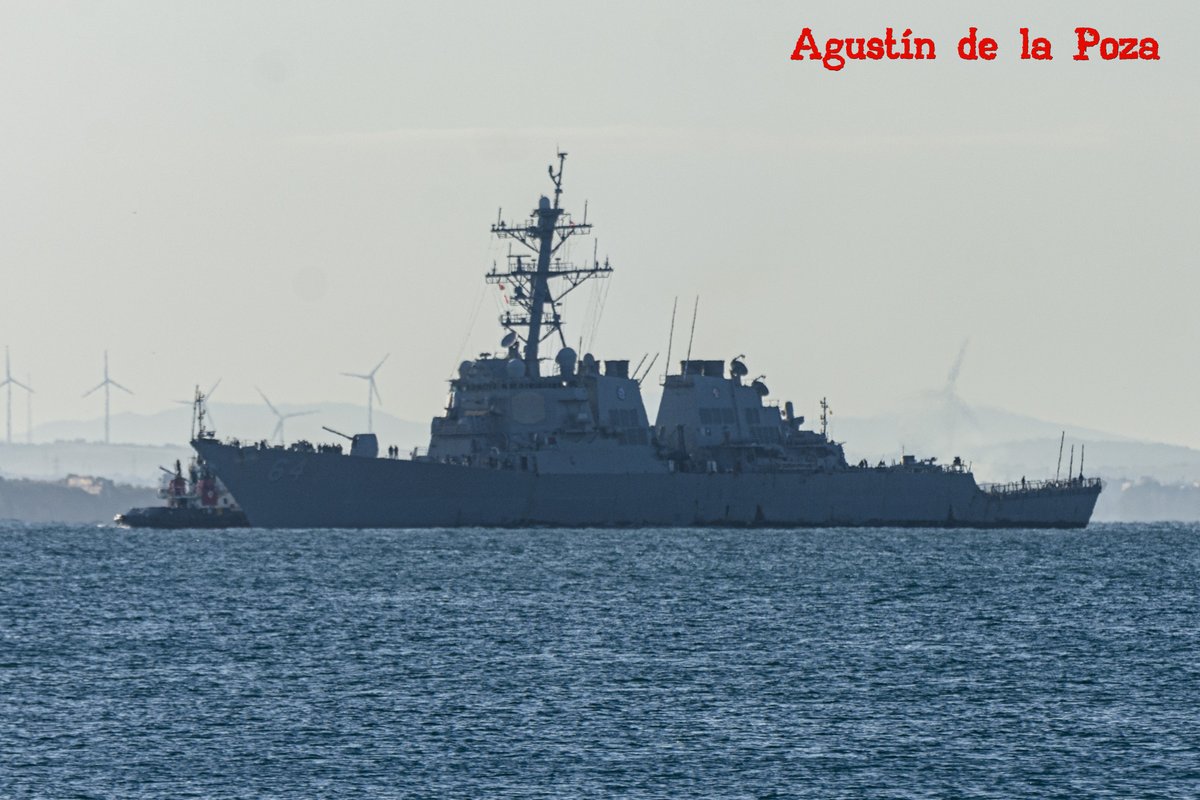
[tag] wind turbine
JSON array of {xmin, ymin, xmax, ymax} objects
[
  {"xmin": 82, "ymin": 350, "xmax": 133, "ymax": 444},
  {"xmin": 256, "ymin": 387, "xmax": 316, "ymax": 445},
  {"xmin": 341, "ymin": 354, "xmax": 388, "ymax": 433},
  {"xmin": 25, "ymin": 372, "xmax": 33, "ymax": 444},
  {"xmin": 939, "ymin": 338, "xmax": 978, "ymax": 450},
  {"xmin": 0, "ymin": 346, "xmax": 34, "ymax": 444}
]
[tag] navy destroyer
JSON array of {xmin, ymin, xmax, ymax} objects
[{"xmin": 192, "ymin": 154, "xmax": 1100, "ymax": 528}]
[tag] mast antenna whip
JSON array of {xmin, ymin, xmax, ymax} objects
[
  {"xmin": 1055, "ymin": 431, "xmax": 1065, "ymax": 481},
  {"xmin": 684, "ymin": 296, "xmax": 699, "ymax": 366},
  {"xmin": 664, "ymin": 296, "xmax": 678, "ymax": 380},
  {"xmin": 636, "ymin": 353, "xmax": 659, "ymax": 385},
  {"xmin": 191, "ymin": 385, "xmax": 199, "ymax": 440}
]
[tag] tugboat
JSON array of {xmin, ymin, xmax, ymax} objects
[{"xmin": 116, "ymin": 388, "xmax": 249, "ymax": 528}]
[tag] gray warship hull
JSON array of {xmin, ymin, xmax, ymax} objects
[
  {"xmin": 192, "ymin": 439, "xmax": 1100, "ymax": 529},
  {"xmin": 187, "ymin": 154, "xmax": 1103, "ymax": 530}
]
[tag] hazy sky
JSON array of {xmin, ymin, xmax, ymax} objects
[{"xmin": 1, "ymin": 1, "xmax": 1196, "ymax": 445}]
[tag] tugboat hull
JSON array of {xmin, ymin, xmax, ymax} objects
[{"xmin": 115, "ymin": 505, "xmax": 249, "ymax": 529}]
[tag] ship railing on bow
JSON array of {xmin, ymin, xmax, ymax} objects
[{"xmin": 980, "ymin": 477, "xmax": 1102, "ymax": 495}]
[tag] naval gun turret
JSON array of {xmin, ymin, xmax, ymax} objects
[{"xmin": 321, "ymin": 426, "xmax": 378, "ymax": 458}]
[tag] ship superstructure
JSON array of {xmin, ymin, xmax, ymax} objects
[
  {"xmin": 425, "ymin": 154, "xmax": 659, "ymax": 475},
  {"xmin": 192, "ymin": 155, "xmax": 1100, "ymax": 528}
]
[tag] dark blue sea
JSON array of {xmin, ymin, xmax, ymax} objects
[{"xmin": 2, "ymin": 523, "xmax": 1197, "ymax": 798}]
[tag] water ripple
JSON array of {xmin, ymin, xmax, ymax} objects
[{"xmin": 1, "ymin": 523, "xmax": 1197, "ymax": 798}]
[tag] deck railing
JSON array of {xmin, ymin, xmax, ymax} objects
[{"xmin": 980, "ymin": 477, "xmax": 1102, "ymax": 495}]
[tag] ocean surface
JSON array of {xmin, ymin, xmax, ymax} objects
[{"xmin": 1, "ymin": 523, "xmax": 1197, "ymax": 798}]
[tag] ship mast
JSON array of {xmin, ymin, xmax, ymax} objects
[{"xmin": 487, "ymin": 153, "xmax": 612, "ymax": 376}]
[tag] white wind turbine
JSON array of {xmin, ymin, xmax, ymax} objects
[
  {"xmin": 25, "ymin": 372, "xmax": 33, "ymax": 444},
  {"xmin": 341, "ymin": 354, "xmax": 388, "ymax": 433},
  {"xmin": 1, "ymin": 346, "xmax": 34, "ymax": 444},
  {"xmin": 256, "ymin": 387, "xmax": 316, "ymax": 445},
  {"xmin": 939, "ymin": 338, "xmax": 978, "ymax": 450},
  {"xmin": 83, "ymin": 350, "xmax": 133, "ymax": 444}
]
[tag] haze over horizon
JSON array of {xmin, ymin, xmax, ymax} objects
[{"xmin": 1, "ymin": 2, "xmax": 1195, "ymax": 448}]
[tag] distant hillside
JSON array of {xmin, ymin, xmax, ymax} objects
[
  {"xmin": 5, "ymin": 402, "xmax": 427, "ymax": 486},
  {"xmin": 965, "ymin": 438, "xmax": 1200, "ymax": 485},
  {"xmin": 32, "ymin": 402, "xmax": 428, "ymax": 452},
  {"xmin": 0, "ymin": 475, "xmax": 156, "ymax": 524},
  {"xmin": 833, "ymin": 399, "xmax": 1200, "ymax": 484},
  {"xmin": 1093, "ymin": 478, "xmax": 1200, "ymax": 523},
  {"xmin": 0, "ymin": 441, "xmax": 193, "ymax": 486}
]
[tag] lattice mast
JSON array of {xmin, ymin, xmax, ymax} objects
[{"xmin": 486, "ymin": 152, "xmax": 612, "ymax": 376}]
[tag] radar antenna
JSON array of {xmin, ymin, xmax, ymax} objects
[
  {"xmin": 549, "ymin": 150, "xmax": 566, "ymax": 209},
  {"xmin": 191, "ymin": 384, "xmax": 214, "ymax": 440},
  {"xmin": 486, "ymin": 152, "xmax": 612, "ymax": 376},
  {"xmin": 820, "ymin": 397, "xmax": 833, "ymax": 439}
]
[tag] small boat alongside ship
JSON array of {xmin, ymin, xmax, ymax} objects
[{"xmin": 115, "ymin": 457, "xmax": 247, "ymax": 529}]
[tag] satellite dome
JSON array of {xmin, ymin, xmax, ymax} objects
[
  {"xmin": 458, "ymin": 361, "xmax": 473, "ymax": 379},
  {"xmin": 505, "ymin": 358, "xmax": 526, "ymax": 379},
  {"xmin": 555, "ymin": 347, "xmax": 578, "ymax": 376},
  {"xmin": 538, "ymin": 196, "xmax": 551, "ymax": 210},
  {"xmin": 501, "ymin": 330, "xmax": 518, "ymax": 348}
]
